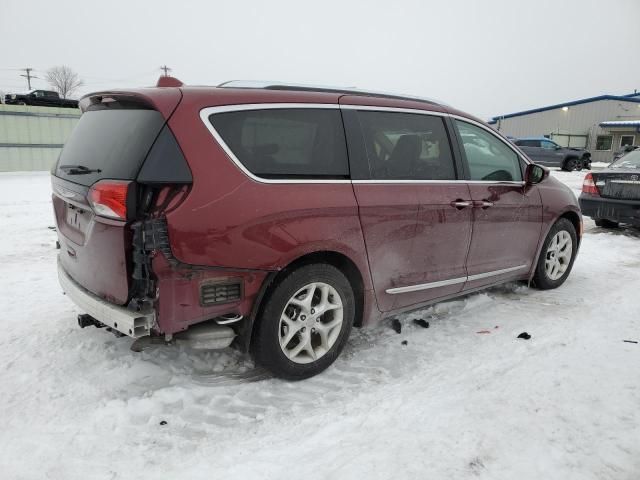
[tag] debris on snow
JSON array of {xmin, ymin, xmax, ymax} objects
[
  {"xmin": 401, "ymin": 340, "xmax": 408, "ymax": 346},
  {"xmin": 517, "ymin": 332, "xmax": 532, "ymax": 340},
  {"xmin": 622, "ymin": 340, "xmax": 638, "ymax": 344},
  {"xmin": 413, "ymin": 319, "xmax": 430, "ymax": 328},
  {"xmin": 391, "ymin": 318, "xmax": 402, "ymax": 334}
]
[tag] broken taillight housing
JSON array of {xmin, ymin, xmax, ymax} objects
[
  {"xmin": 88, "ymin": 180, "xmax": 131, "ymax": 220},
  {"xmin": 582, "ymin": 173, "xmax": 600, "ymax": 196}
]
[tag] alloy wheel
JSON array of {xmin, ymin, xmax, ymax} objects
[
  {"xmin": 545, "ymin": 230, "xmax": 573, "ymax": 280},
  {"xmin": 278, "ymin": 282, "xmax": 344, "ymax": 364}
]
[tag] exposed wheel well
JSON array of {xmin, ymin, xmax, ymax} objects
[{"xmin": 247, "ymin": 251, "xmax": 366, "ymax": 352}]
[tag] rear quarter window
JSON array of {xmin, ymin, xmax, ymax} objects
[{"xmin": 208, "ymin": 108, "xmax": 349, "ymax": 179}]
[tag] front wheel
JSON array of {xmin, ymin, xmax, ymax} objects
[
  {"xmin": 562, "ymin": 158, "xmax": 578, "ymax": 171},
  {"xmin": 532, "ymin": 218, "xmax": 578, "ymax": 289},
  {"xmin": 252, "ymin": 263, "xmax": 355, "ymax": 380}
]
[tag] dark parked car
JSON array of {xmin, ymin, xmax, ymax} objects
[
  {"xmin": 612, "ymin": 144, "xmax": 639, "ymax": 162},
  {"xmin": 580, "ymin": 149, "xmax": 640, "ymax": 228},
  {"xmin": 52, "ymin": 79, "xmax": 582, "ymax": 379},
  {"xmin": 4, "ymin": 89, "xmax": 79, "ymax": 109},
  {"xmin": 514, "ymin": 137, "xmax": 591, "ymax": 171}
]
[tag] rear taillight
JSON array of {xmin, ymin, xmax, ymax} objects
[
  {"xmin": 582, "ymin": 173, "xmax": 600, "ymax": 196},
  {"xmin": 88, "ymin": 180, "xmax": 131, "ymax": 220}
]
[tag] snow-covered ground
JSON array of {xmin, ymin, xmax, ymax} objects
[{"xmin": 1, "ymin": 170, "xmax": 639, "ymax": 480}]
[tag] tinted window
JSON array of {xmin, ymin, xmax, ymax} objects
[
  {"xmin": 456, "ymin": 120, "xmax": 522, "ymax": 182},
  {"xmin": 541, "ymin": 140, "xmax": 557, "ymax": 150},
  {"xmin": 209, "ymin": 109, "xmax": 348, "ymax": 179},
  {"xmin": 356, "ymin": 111, "xmax": 455, "ymax": 180},
  {"xmin": 516, "ymin": 139, "xmax": 539, "ymax": 147},
  {"xmin": 55, "ymin": 109, "xmax": 165, "ymax": 186}
]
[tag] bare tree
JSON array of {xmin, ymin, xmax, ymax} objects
[{"xmin": 45, "ymin": 66, "xmax": 83, "ymax": 99}]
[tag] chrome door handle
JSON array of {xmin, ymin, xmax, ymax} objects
[
  {"xmin": 450, "ymin": 200, "xmax": 473, "ymax": 209},
  {"xmin": 473, "ymin": 200, "xmax": 494, "ymax": 209}
]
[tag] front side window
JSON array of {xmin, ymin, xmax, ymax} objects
[
  {"xmin": 541, "ymin": 140, "xmax": 557, "ymax": 150},
  {"xmin": 456, "ymin": 120, "xmax": 522, "ymax": 182},
  {"xmin": 209, "ymin": 109, "xmax": 349, "ymax": 179},
  {"xmin": 356, "ymin": 111, "xmax": 456, "ymax": 180},
  {"xmin": 596, "ymin": 135, "xmax": 613, "ymax": 151}
]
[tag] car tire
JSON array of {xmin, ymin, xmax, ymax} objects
[
  {"xmin": 594, "ymin": 219, "xmax": 619, "ymax": 229},
  {"xmin": 532, "ymin": 218, "xmax": 578, "ymax": 290},
  {"xmin": 252, "ymin": 263, "xmax": 355, "ymax": 380},
  {"xmin": 562, "ymin": 158, "xmax": 578, "ymax": 171}
]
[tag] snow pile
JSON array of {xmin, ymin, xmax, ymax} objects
[{"xmin": 0, "ymin": 171, "xmax": 639, "ymax": 479}]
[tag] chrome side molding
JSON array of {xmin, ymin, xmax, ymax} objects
[{"xmin": 386, "ymin": 264, "xmax": 528, "ymax": 294}]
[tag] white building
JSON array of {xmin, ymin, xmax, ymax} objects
[{"xmin": 489, "ymin": 92, "xmax": 640, "ymax": 163}]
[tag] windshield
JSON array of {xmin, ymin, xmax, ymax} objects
[{"xmin": 610, "ymin": 150, "xmax": 640, "ymax": 169}]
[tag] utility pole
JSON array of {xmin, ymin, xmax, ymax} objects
[
  {"xmin": 160, "ymin": 65, "xmax": 172, "ymax": 77},
  {"xmin": 20, "ymin": 68, "xmax": 37, "ymax": 90}
]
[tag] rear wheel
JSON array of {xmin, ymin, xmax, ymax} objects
[
  {"xmin": 595, "ymin": 219, "xmax": 619, "ymax": 229},
  {"xmin": 532, "ymin": 218, "xmax": 577, "ymax": 290},
  {"xmin": 252, "ymin": 264, "xmax": 354, "ymax": 380}
]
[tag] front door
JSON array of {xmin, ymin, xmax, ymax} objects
[
  {"xmin": 454, "ymin": 120, "xmax": 542, "ymax": 289},
  {"xmin": 342, "ymin": 103, "xmax": 472, "ymax": 311}
]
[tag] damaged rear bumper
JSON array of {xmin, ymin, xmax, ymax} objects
[{"xmin": 58, "ymin": 259, "xmax": 155, "ymax": 338}]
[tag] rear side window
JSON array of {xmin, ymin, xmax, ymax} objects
[
  {"xmin": 356, "ymin": 111, "xmax": 456, "ymax": 180},
  {"xmin": 456, "ymin": 120, "xmax": 522, "ymax": 182},
  {"xmin": 55, "ymin": 109, "xmax": 165, "ymax": 186},
  {"xmin": 208, "ymin": 109, "xmax": 349, "ymax": 179}
]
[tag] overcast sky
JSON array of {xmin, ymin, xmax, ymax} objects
[{"xmin": 1, "ymin": 0, "xmax": 638, "ymax": 120}]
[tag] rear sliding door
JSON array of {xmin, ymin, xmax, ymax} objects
[{"xmin": 342, "ymin": 105, "xmax": 472, "ymax": 311}]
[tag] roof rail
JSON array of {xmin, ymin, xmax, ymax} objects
[{"xmin": 217, "ymin": 80, "xmax": 448, "ymax": 107}]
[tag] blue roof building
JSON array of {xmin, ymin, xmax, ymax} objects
[{"xmin": 488, "ymin": 92, "xmax": 640, "ymax": 162}]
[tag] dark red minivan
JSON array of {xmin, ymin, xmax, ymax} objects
[{"xmin": 52, "ymin": 79, "xmax": 582, "ymax": 379}]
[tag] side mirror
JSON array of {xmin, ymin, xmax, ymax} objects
[
  {"xmin": 525, "ymin": 163, "xmax": 548, "ymax": 185},
  {"xmin": 555, "ymin": 145, "xmax": 562, "ymax": 150}
]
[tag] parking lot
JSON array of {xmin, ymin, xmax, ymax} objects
[{"xmin": 0, "ymin": 168, "xmax": 638, "ymax": 479}]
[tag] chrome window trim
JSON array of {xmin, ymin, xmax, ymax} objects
[
  {"xmin": 352, "ymin": 180, "xmax": 525, "ymax": 185},
  {"xmin": 199, "ymin": 103, "xmax": 350, "ymax": 185},
  {"xmin": 199, "ymin": 103, "xmax": 530, "ymax": 184},
  {"xmin": 386, "ymin": 264, "xmax": 528, "ymax": 294}
]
